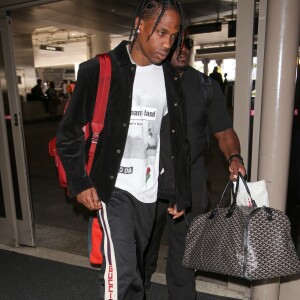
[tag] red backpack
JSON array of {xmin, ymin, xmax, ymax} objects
[{"xmin": 49, "ymin": 53, "xmax": 112, "ymax": 264}]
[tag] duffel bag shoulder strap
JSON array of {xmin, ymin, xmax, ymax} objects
[{"xmin": 86, "ymin": 53, "xmax": 112, "ymax": 174}]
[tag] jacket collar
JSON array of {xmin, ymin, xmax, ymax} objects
[{"xmin": 113, "ymin": 40, "xmax": 133, "ymax": 66}]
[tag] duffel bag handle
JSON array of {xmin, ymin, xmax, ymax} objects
[
  {"xmin": 208, "ymin": 179, "xmax": 233, "ymax": 219},
  {"xmin": 237, "ymin": 174, "xmax": 257, "ymax": 207},
  {"xmin": 208, "ymin": 173, "xmax": 257, "ymax": 220}
]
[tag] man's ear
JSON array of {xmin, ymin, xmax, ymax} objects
[
  {"xmin": 135, "ymin": 17, "xmax": 144, "ymax": 32},
  {"xmin": 134, "ymin": 17, "xmax": 139, "ymax": 29}
]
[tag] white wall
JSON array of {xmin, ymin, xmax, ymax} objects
[
  {"xmin": 33, "ymin": 40, "xmax": 88, "ymax": 68},
  {"xmin": 13, "ymin": 33, "xmax": 36, "ymax": 99}
]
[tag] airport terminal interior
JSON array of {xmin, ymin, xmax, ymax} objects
[{"xmin": 0, "ymin": 0, "xmax": 300, "ymax": 299}]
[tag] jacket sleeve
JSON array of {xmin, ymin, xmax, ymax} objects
[{"xmin": 56, "ymin": 57, "xmax": 99, "ymax": 197}]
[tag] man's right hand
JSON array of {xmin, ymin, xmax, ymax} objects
[{"xmin": 76, "ymin": 187, "xmax": 102, "ymax": 211}]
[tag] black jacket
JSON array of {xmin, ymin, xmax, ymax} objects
[
  {"xmin": 159, "ymin": 66, "xmax": 233, "ymax": 211},
  {"xmin": 56, "ymin": 41, "xmax": 191, "ymax": 211}
]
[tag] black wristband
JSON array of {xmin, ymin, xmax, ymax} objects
[{"xmin": 228, "ymin": 153, "xmax": 244, "ymax": 165}]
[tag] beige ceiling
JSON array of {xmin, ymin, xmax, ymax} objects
[{"xmin": 1, "ymin": 0, "xmax": 238, "ymax": 37}]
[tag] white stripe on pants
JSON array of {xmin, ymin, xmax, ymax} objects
[{"xmin": 98, "ymin": 188, "xmax": 156, "ymax": 300}]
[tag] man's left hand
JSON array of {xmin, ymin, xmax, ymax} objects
[{"xmin": 167, "ymin": 205, "xmax": 185, "ymax": 219}]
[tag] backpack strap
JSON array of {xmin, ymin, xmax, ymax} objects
[{"xmin": 86, "ymin": 54, "xmax": 112, "ymax": 174}]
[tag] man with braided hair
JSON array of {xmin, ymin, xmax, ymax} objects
[{"xmin": 56, "ymin": 1, "xmax": 190, "ymax": 299}]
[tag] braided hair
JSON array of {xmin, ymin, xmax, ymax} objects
[{"xmin": 129, "ymin": 0, "xmax": 185, "ymax": 50}]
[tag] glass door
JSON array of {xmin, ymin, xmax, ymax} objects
[{"xmin": 0, "ymin": 13, "xmax": 35, "ymax": 247}]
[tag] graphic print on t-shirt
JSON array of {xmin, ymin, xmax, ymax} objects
[
  {"xmin": 121, "ymin": 106, "xmax": 158, "ymax": 159},
  {"xmin": 115, "ymin": 64, "xmax": 167, "ymax": 203}
]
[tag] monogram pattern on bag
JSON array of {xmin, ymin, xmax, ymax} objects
[
  {"xmin": 183, "ymin": 206, "xmax": 300, "ymax": 280},
  {"xmin": 245, "ymin": 208, "xmax": 300, "ymax": 279}
]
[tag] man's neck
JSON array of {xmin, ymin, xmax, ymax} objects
[{"xmin": 128, "ymin": 42, "xmax": 152, "ymax": 66}]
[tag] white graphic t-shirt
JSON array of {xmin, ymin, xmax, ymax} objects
[{"xmin": 115, "ymin": 64, "xmax": 167, "ymax": 203}]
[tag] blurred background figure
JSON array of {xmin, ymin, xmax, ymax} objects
[
  {"xmin": 46, "ymin": 81, "xmax": 61, "ymax": 119},
  {"xmin": 62, "ymin": 80, "xmax": 69, "ymax": 99},
  {"xmin": 31, "ymin": 79, "xmax": 44, "ymax": 101},
  {"xmin": 209, "ymin": 66, "xmax": 225, "ymax": 94}
]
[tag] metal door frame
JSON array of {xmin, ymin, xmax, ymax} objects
[
  {"xmin": 0, "ymin": 12, "xmax": 34, "ymax": 247},
  {"xmin": 0, "ymin": 78, "xmax": 19, "ymax": 246}
]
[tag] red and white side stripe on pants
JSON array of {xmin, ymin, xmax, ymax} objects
[{"xmin": 98, "ymin": 203, "xmax": 118, "ymax": 300}]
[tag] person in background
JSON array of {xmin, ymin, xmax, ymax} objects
[
  {"xmin": 223, "ymin": 72, "xmax": 229, "ymax": 103},
  {"xmin": 62, "ymin": 80, "xmax": 68, "ymax": 99},
  {"xmin": 223, "ymin": 72, "xmax": 228, "ymax": 87},
  {"xmin": 31, "ymin": 79, "xmax": 49, "ymax": 111},
  {"xmin": 144, "ymin": 32, "xmax": 246, "ymax": 300},
  {"xmin": 46, "ymin": 81, "xmax": 61, "ymax": 119},
  {"xmin": 31, "ymin": 79, "xmax": 44, "ymax": 101},
  {"xmin": 56, "ymin": 1, "xmax": 190, "ymax": 299},
  {"xmin": 67, "ymin": 80, "xmax": 75, "ymax": 98},
  {"xmin": 209, "ymin": 66, "xmax": 225, "ymax": 94}
]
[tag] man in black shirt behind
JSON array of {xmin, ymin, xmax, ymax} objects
[
  {"xmin": 31, "ymin": 79, "xmax": 44, "ymax": 101},
  {"xmin": 144, "ymin": 33, "xmax": 246, "ymax": 300},
  {"xmin": 209, "ymin": 66, "xmax": 225, "ymax": 93}
]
